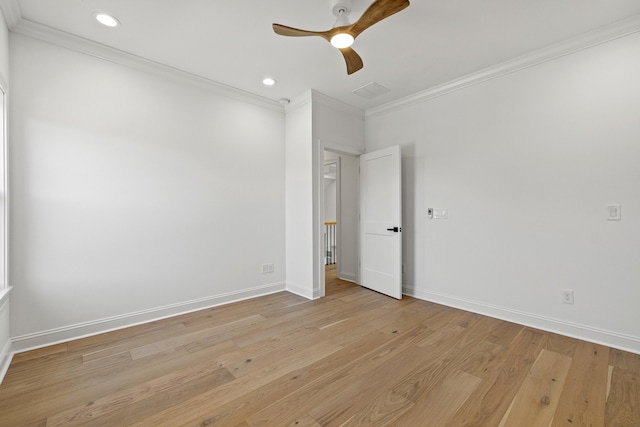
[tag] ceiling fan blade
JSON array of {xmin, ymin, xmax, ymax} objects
[
  {"xmin": 272, "ymin": 23, "xmax": 331, "ymax": 41},
  {"xmin": 349, "ymin": 0, "xmax": 410, "ymax": 38},
  {"xmin": 339, "ymin": 47, "xmax": 364, "ymax": 75}
]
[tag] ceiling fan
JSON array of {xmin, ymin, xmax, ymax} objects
[{"xmin": 272, "ymin": 0, "xmax": 410, "ymax": 75}]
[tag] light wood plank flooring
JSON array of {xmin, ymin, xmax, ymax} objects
[{"xmin": 0, "ymin": 268, "xmax": 638, "ymax": 426}]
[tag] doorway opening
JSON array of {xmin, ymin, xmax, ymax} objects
[
  {"xmin": 318, "ymin": 145, "xmax": 403, "ymax": 300},
  {"xmin": 323, "ymin": 150, "xmax": 359, "ymax": 296}
]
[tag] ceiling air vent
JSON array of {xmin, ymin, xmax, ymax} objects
[{"xmin": 352, "ymin": 81, "xmax": 390, "ymax": 99}]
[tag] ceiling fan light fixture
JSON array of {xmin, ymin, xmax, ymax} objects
[
  {"xmin": 330, "ymin": 33, "xmax": 354, "ymax": 49},
  {"xmin": 272, "ymin": 0, "xmax": 410, "ymax": 74},
  {"xmin": 95, "ymin": 13, "xmax": 120, "ymax": 27}
]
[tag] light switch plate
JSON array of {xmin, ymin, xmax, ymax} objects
[{"xmin": 433, "ymin": 209, "xmax": 448, "ymax": 219}]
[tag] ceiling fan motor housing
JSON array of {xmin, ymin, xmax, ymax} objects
[{"xmin": 331, "ymin": 0, "xmax": 353, "ymax": 17}]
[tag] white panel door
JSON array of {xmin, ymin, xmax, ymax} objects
[{"xmin": 359, "ymin": 145, "xmax": 402, "ymax": 299}]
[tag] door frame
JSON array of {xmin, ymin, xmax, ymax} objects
[
  {"xmin": 323, "ymin": 157, "xmax": 340, "ymax": 276},
  {"xmin": 0, "ymin": 79, "xmax": 7, "ymax": 292},
  {"xmin": 315, "ymin": 140, "xmax": 363, "ymax": 298}
]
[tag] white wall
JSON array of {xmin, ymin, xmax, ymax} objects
[
  {"xmin": 285, "ymin": 90, "xmax": 364, "ymax": 298},
  {"xmin": 0, "ymin": 6, "xmax": 11, "ymax": 380},
  {"xmin": 9, "ymin": 34, "xmax": 286, "ymax": 349},
  {"xmin": 0, "ymin": 9, "xmax": 7, "ymax": 80},
  {"xmin": 337, "ymin": 154, "xmax": 358, "ymax": 282},
  {"xmin": 323, "ymin": 177, "xmax": 336, "ymax": 223},
  {"xmin": 313, "ymin": 93, "xmax": 365, "ymax": 154},
  {"xmin": 313, "ymin": 93, "xmax": 364, "ymax": 294},
  {"xmin": 285, "ymin": 92, "xmax": 314, "ymax": 298},
  {"xmin": 366, "ymin": 32, "xmax": 640, "ymax": 353}
]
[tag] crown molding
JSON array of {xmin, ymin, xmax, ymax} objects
[
  {"xmin": 284, "ymin": 89, "xmax": 364, "ymax": 120},
  {"xmin": 285, "ymin": 89, "xmax": 313, "ymax": 113},
  {"xmin": 10, "ymin": 18, "xmax": 284, "ymax": 112},
  {"xmin": 366, "ymin": 13, "xmax": 640, "ymax": 118},
  {"xmin": 6, "ymin": 4, "xmax": 640, "ymax": 118},
  {"xmin": 0, "ymin": 0, "xmax": 21, "ymax": 29},
  {"xmin": 311, "ymin": 89, "xmax": 364, "ymax": 120}
]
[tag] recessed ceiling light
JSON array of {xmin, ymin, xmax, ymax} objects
[
  {"xmin": 262, "ymin": 77, "xmax": 276, "ymax": 86},
  {"xmin": 95, "ymin": 13, "xmax": 120, "ymax": 28}
]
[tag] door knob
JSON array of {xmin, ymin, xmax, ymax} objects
[{"xmin": 386, "ymin": 227, "xmax": 401, "ymax": 232}]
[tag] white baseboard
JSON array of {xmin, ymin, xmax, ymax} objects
[
  {"xmin": 0, "ymin": 335, "xmax": 12, "ymax": 385},
  {"xmin": 11, "ymin": 282, "xmax": 286, "ymax": 354},
  {"xmin": 0, "ymin": 293, "xmax": 12, "ymax": 384},
  {"xmin": 338, "ymin": 272, "xmax": 357, "ymax": 283},
  {"xmin": 404, "ymin": 286, "xmax": 640, "ymax": 355},
  {"xmin": 286, "ymin": 282, "xmax": 318, "ymax": 300}
]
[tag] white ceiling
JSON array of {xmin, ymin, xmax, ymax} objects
[{"xmin": 4, "ymin": 0, "xmax": 640, "ymax": 110}]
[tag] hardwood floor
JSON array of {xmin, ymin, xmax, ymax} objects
[{"xmin": 1, "ymin": 269, "xmax": 638, "ymax": 426}]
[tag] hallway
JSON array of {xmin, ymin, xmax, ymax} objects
[{"xmin": 325, "ymin": 264, "xmax": 358, "ymax": 296}]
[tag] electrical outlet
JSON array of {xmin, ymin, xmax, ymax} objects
[
  {"xmin": 607, "ymin": 205, "xmax": 621, "ymax": 221},
  {"xmin": 561, "ymin": 289, "xmax": 574, "ymax": 305}
]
